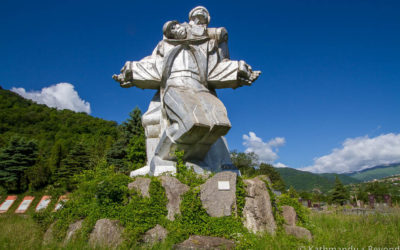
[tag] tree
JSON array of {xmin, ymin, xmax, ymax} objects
[
  {"xmin": 107, "ymin": 107, "xmax": 146, "ymax": 173},
  {"xmin": 54, "ymin": 142, "xmax": 90, "ymax": 190},
  {"xmin": 230, "ymin": 151, "xmax": 258, "ymax": 176},
  {"xmin": 288, "ymin": 186, "xmax": 299, "ymax": 198},
  {"xmin": 258, "ymin": 163, "xmax": 286, "ymax": 192},
  {"xmin": 331, "ymin": 176, "xmax": 349, "ymax": 205},
  {"xmin": 124, "ymin": 107, "xmax": 146, "ymax": 170},
  {"xmin": 0, "ymin": 136, "xmax": 38, "ymax": 192}
]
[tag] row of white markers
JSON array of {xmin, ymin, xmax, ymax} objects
[{"xmin": 0, "ymin": 195, "xmax": 68, "ymax": 214}]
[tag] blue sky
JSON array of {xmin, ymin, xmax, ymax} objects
[{"xmin": 1, "ymin": 0, "xmax": 399, "ymax": 173}]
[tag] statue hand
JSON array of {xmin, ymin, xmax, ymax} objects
[{"xmin": 238, "ymin": 61, "xmax": 261, "ymax": 86}]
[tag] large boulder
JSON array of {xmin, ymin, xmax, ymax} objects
[
  {"xmin": 159, "ymin": 176, "xmax": 189, "ymax": 220},
  {"xmin": 284, "ymin": 225, "xmax": 312, "ymax": 241},
  {"xmin": 89, "ymin": 219, "xmax": 123, "ymax": 248},
  {"xmin": 128, "ymin": 177, "xmax": 151, "ymax": 198},
  {"xmin": 43, "ymin": 222, "xmax": 56, "ymax": 245},
  {"xmin": 281, "ymin": 205, "xmax": 312, "ymax": 241},
  {"xmin": 282, "ymin": 205, "xmax": 297, "ymax": 226},
  {"xmin": 63, "ymin": 219, "xmax": 83, "ymax": 244},
  {"xmin": 200, "ymin": 171, "xmax": 237, "ymax": 217},
  {"xmin": 142, "ymin": 224, "xmax": 168, "ymax": 244},
  {"xmin": 243, "ymin": 177, "xmax": 277, "ymax": 234},
  {"xmin": 173, "ymin": 235, "xmax": 235, "ymax": 250}
]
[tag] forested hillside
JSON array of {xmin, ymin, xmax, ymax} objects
[
  {"xmin": 0, "ymin": 88, "xmax": 145, "ymax": 193},
  {"xmin": 274, "ymin": 167, "xmax": 359, "ymax": 192},
  {"xmin": 346, "ymin": 163, "xmax": 400, "ymax": 181}
]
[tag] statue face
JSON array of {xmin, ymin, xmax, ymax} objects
[
  {"xmin": 191, "ymin": 9, "xmax": 209, "ymax": 25},
  {"xmin": 171, "ymin": 24, "xmax": 187, "ymax": 39}
]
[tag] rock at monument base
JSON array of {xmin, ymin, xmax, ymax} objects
[
  {"xmin": 142, "ymin": 224, "xmax": 168, "ymax": 244},
  {"xmin": 63, "ymin": 219, "xmax": 83, "ymax": 244},
  {"xmin": 128, "ymin": 177, "xmax": 151, "ymax": 198},
  {"xmin": 284, "ymin": 225, "xmax": 312, "ymax": 241},
  {"xmin": 200, "ymin": 171, "xmax": 237, "ymax": 217},
  {"xmin": 43, "ymin": 222, "xmax": 56, "ymax": 245},
  {"xmin": 89, "ymin": 219, "xmax": 123, "ymax": 248},
  {"xmin": 257, "ymin": 175, "xmax": 272, "ymax": 186},
  {"xmin": 282, "ymin": 205, "xmax": 297, "ymax": 226},
  {"xmin": 243, "ymin": 177, "xmax": 277, "ymax": 234},
  {"xmin": 173, "ymin": 235, "xmax": 235, "ymax": 250},
  {"xmin": 159, "ymin": 176, "xmax": 189, "ymax": 220}
]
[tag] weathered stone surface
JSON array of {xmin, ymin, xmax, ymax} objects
[
  {"xmin": 128, "ymin": 177, "xmax": 151, "ymax": 198},
  {"xmin": 113, "ymin": 6, "xmax": 260, "ymax": 176},
  {"xmin": 160, "ymin": 176, "xmax": 189, "ymax": 220},
  {"xmin": 89, "ymin": 219, "xmax": 123, "ymax": 248},
  {"xmin": 43, "ymin": 222, "xmax": 56, "ymax": 245},
  {"xmin": 284, "ymin": 225, "xmax": 312, "ymax": 241},
  {"xmin": 173, "ymin": 235, "xmax": 235, "ymax": 250},
  {"xmin": 282, "ymin": 205, "xmax": 297, "ymax": 226},
  {"xmin": 257, "ymin": 175, "xmax": 272, "ymax": 186},
  {"xmin": 64, "ymin": 219, "xmax": 83, "ymax": 244},
  {"xmin": 142, "ymin": 224, "xmax": 168, "ymax": 244},
  {"xmin": 243, "ymin": 177, "xmax": 277, "ymax": 234},
  {"xmin": 200, "ymin": 171, "xmax": 236, "ymax": 217}
]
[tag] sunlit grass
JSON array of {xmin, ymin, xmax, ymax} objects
[{"xmin": 0, "ymin": 209, "xmax": 399, "ymax": 249}]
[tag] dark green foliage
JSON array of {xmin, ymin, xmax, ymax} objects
[
  {"xmin": 168, "ymin": 188, "xmax": 250, "ymax": 247},
  {"xmin": 0, "ymin": 88, "xmax": 118, "ymax": 192},
  {"xmin": 330, "ymin": 176, "xmax": 349, "ymax": 205},
  {"xmin": 106, "ymin": 107, "xmax": 146, "ymax": 173},
  {"xmin": 230, "ymin": 150, "xmax": 258, "ymax": 176},
  {"xmin": 231, "ymin": 151, "xmax": 286, "ymax": 192},
  {"xmin": 236, "ymin": 176, "xmax": 246, "ymax": 217},
  {"xmin": 175, "ymin": 151, "xmax": 205, "ymax": 188},
  {"xmin": 54, "ymin": 142, "xmax": 91, "ymax": 191},
  {"xmin": 287, "ymin": 186, "xmax": 299, "ymax": 198},
  {"xmin": 258, "ymin": 163, "xmax": 286, "ymax": 192},
  {"xmin": 40, "ymin": 165, "xmax": 168, "ymax": 247},
  {"xmin": 0, "ymin": 136, "xmax": 38, "ymax": 192}
]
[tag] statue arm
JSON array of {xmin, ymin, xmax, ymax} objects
[
  {"xmin": 208, "ymin": 60, "xmax": 261, "ymax": 89},
  {"xmin": 113, "ymin": 44, "xmax": 163, "ymax": 89}
]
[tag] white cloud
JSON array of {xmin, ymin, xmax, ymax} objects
[
  {"xmin": 11, "ymin": 83, "xmax": 91, "ymax": 114},
  {"xmin": 302, "ymin": 133, "xmax": 400, "ymax": 173},
  {"xmin": 274, "ymin": 162, "xmax": 289, "ymax": 168},
  {"xmin": 243, "ymin": 132, "xmax": 286, "ymax": 164}
]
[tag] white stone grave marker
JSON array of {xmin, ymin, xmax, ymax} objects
[
  {"xmin": 0, "ymin": 196, "xmax": 17, "ymax": 213},
  {"xmin": 54, "ymin": 195, "xmax": 68, "ymax": 211},
  {"xmin": 36, "ymin": 196, "xmax": 51, "ymax": 212},
  {"xmin": 15, "ymin": 196, "xmax": 35, "ymax": 213}
]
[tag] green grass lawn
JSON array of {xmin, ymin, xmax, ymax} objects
[{"xmin": 0, "ymin": 211, "xmax": 399, "ymax": 249}]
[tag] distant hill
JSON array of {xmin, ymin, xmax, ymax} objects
[
  {"xmin": 274, "ymin": 167, "xmax": 360, "ymax": 192},
  {"xmin": 345, "ymin": 163, "xmax": 400, "ymax": 181}
]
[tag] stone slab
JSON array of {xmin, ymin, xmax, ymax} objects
[
  {"xmin": 54, "ymin": 195, "xmax": 68, "ymax": 211},
  {"xmin": 160, "ymin": 176, "xmax": 189, "ymax": 220},
  {"xmin": 243, "ymin": 177, "xmax": 276, "ymax": 234},
  {"xmin": 36, "ymin": 196, "xmax": 51, "ymax": 212},
  {"xmin": 15, "ymin": 196, "xmax": 34, "ymax": 213},
  {"xmin": 200, "ymin": 171, "xmax": 236, "ymax": 217},
  {"xmin": 0, "ymin": 195, "xmax": 17, "ymax": 213}
]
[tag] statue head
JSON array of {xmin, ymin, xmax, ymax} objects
[
  {"xmin": 189, "ymin": 6, "xmax": 210, "ymax": 26},
  {"xmin": 163, "ymin": 20, "xmax": 187, "ymax": 39}
]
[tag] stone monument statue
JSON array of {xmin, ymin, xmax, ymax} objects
[{"xmin": 113, "ymin": 6, "xmax": 261, "ymax": 176}]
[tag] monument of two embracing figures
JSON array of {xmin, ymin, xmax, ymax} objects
[{"xmin": 113, "ymin": 6, "xmax": 261, "ymax": 176}]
